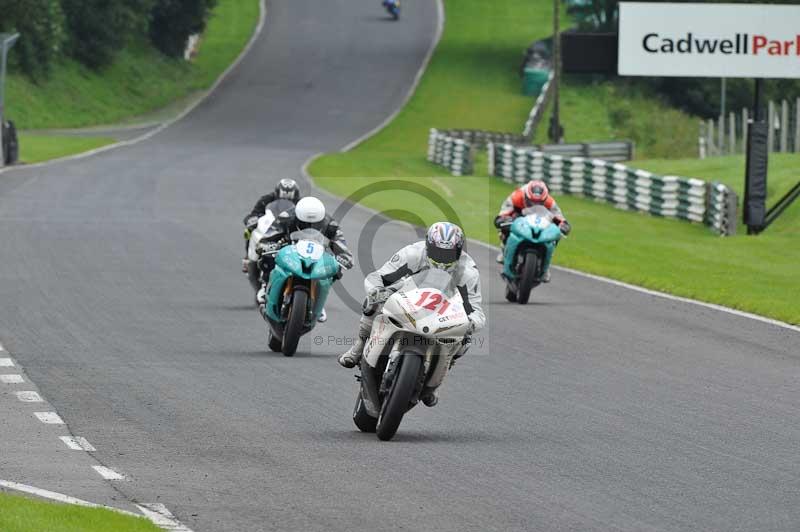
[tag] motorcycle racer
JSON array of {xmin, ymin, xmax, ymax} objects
[
  {"xmin": 242, "ymin": 179, "xmax": 302, "ymax": 272},
  {"xmin": 337, "ymin": 222, "xmax": 484, "ymax": 407},
  {"xmin": 256, "ymin": 197, "xmax": 353, "ymax": 323},
  {"xmin": 494, "ymin": 180, "xmax": 571, "ymax": 281}
]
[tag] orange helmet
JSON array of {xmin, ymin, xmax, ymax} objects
[{"xmin": 525, "ymin": 180, "xmax": 549, "ymax": 204}]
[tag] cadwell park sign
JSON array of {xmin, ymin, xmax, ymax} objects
[{"xmin": 618, "ymin": 3, "xmax": 800, "ymax": 78}]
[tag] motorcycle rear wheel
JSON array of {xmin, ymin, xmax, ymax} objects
[
  {"xmin": 376, "ymin": 354, "xmax": 422, "ymax": 441},
  {"xmin": 281, "ymin": 290, "xmax": 307, "ymax": 356},
  {"xmin": 516, "ymin": 251, "xmax": 539, "ymax": 304}
]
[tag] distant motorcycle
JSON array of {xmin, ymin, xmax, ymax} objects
[
  {"xmin": 261, "ymin": 227, "xmax": 342, "ymax": 356},
  {"xmin": 245, "ymin": 199, "xmax": 294, "ymax": 295},
  {"xmin": 352, "ymin": 269, "xmax": 470, "ymax": 441},
  {"xmin": 498, "ymin": 205, "xmax": 564, "ymax": 304},
  {"xmin": 382, "ymin": 0, "xmax": 400, "ymax": 20}
]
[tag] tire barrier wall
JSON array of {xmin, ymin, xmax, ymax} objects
[
  {"xmin": 489, "ymin": 143, "xmax": 738, "ymax": 236},
  {"xmin": 427, "ymin": 128, "xmax": 474, "ymax": 176}
]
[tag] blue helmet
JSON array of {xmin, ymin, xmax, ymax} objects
[{"xmin": 426, "ymin": 222, "xmax": 464, "ymax": 270}]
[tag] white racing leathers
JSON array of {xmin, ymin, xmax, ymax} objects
[{"xmin": 355, "ymin": 241, "xmax": 485, "ymax": 340}]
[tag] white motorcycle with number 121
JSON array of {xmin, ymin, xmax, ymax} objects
[{"xmin": 352, "ymin": 268, "xmax": 471, "ymax": 441}]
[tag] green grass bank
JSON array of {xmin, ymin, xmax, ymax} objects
[
  {"xmin": 309, "ymin": 0, "xmax": 800, "ymax": 324},
  {"xmin": 0, "ymin": 493, "xmax": 160, "ymax": 532},
  {"xmin": 5, "ymin": 0, "xmax": 260, "ymax": 163}
]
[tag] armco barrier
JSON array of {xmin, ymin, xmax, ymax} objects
[
  {"xmin": 535, "ymin": 141, "xmax": 633, "ymax": 162},
  {"xmin": 489, "ymin": 143, "xmax": 738, "ymax": 236},
  {"xmin": 522, "ymin": 71, "xmax": 554, "ymax": 140}
]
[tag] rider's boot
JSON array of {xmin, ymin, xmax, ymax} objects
[
  {"xmin": 540, "ymin": 269, "xmax": 551, "ymax": 283},
  {"xmin": 338, "ymin": 336, "xmax": 366, "ymax": 368},
  {"xmin": 420, "ymin": 387, "xmax": 439, "ymax": 407},
  {"xmin": 495, "ymin": 244, "xmax": 505, "ymax": 264},
  {"xmin": 317, "ymin": 308, "xmax": 327, "ymax": 323},
  {"xmin": 242, "ymin": 258, "xmax": 249, "ymax": 273}
]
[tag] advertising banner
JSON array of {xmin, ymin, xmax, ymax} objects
[{"xmin": 619, "ymin": 2, "xmax": 800, "ymax": 78}]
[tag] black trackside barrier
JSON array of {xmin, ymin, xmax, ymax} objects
[
  {"xmin": 2, "ymin": 119, "xmax": 17, "ymax": 165},
  {"xmin": 744, "ymin": 121, "xmax": 768, "ymax": 233},
  {"xmin": 561, "ymin": 33, "xmax": 618, "ymax": 74},
  {"xmin": 763, "ymin": 180, "xmax": 800, "ymax": 231}
]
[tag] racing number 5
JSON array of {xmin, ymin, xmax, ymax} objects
[{"xmin": 414, "ymin": 291, "xmax": 450, "ymax": 315}]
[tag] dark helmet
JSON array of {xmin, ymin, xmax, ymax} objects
[
  {"xmin": 425, "ymin": 222, "xmax": 464, "ymax": 271},
  {"xmin": 275, "ymin": 178, "xmax": 301, "ymax": 202}
]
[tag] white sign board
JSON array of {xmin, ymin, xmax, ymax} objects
[{"xmin": 619, "ymin": 2, "xmax": 800, "ymax": 78}]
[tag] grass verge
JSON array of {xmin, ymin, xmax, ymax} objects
[
  {"xmin": 534, "ymin": 79, "xmax": 699, "ymax": 159},
  {"xmin": 0, "ymin": 493, "xmax": 160, "ymax": 532},
  {"xmin": 309, "ymin": 0, "xmax": 800, "ymax": 324},
  {"xmin": 18, "ymin": 135, "xmax": 116, "ymax": 164},
  {"xmin": 6, "ymin": 0, "xmax": 260, "ymax": 130}
]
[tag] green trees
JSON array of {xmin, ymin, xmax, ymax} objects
[
  {"xmin": 0, "ymin": 0, "xmax": 66, "ymax": 78},
  {"xmin": 2, "ymin": 0, "xmax": 218, "ymax": 78},
  {"xmin": 61, "ymin": 0, "xmax": 154, "ymax": 69}
]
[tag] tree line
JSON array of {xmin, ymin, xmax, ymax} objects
[{"xmin": 0, "ymin": 0, "xmax": 216, "ymax": 79}]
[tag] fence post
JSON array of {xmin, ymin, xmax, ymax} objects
[
  {"xmin": 767, "ymin": 100, "xmax": 775, "ymax": 153},
  {"xmin": 795, "ymin": 98, "xmax": 800, "ymax": 153},
  {"xmin": 742, "ymin": 108, "xmax": 749, "ymax": 154},
  {"xmin": 706, "ymin": 118, "xmax": 717, "ymax": 157},
  {"xmin": 729, "ymin": 112, "xmax": 736, "ymax": 155},
  {"xmin": 780, "ymin": 100, "xmax": 789, "ymax": 153},
  {"xmin": 717, "ymin": 114, "xmax": 724, "ymax": 155}
]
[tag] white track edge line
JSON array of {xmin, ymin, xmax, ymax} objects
[
  {"xmin": 59, "ymin": 436, "xmax": 97, "ymax": 452},
  {"xmin": 468, "ymin": 237, "xmax": 800, "ymax": 333},
  {"xmin": 137, "ymin": 503, "xmax": 195, "ymax": 532},
  {"xmin": 0, "ymin": 357, "xmax": 13, "ymax": 366},
  {"xmin": 339, "ymin": 0, "xmax": 445, "ymax": 153},
  {"xmin": 0, "ymin": 479, "xmax": 139, "ymax": 517},
  {"xmin": 0, "ymin": 479, "xmax": 193, "ymax": 530},
  {"xmin": 15, "ymin": 390, "xmax": 43, "ymax": 402},
  {"xmin": 0, "ymin": 0, "xmax": 267, "ymax": 177},
  {"xmin": 34, "ymin": 411, "xmax": 64, "ymax": 424},
  {"xmin": 0, "ymin": 374, "xmax": 24, "ymax": 383},
  {"xmin": 92, "ymin": 465, "xmax": 125, "ymax": 481}
]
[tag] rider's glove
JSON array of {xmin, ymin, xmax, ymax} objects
[
  {"xmin": 245, "ymin": 216, "xmax": 259, "ymax": 229},
  {"xmin": 335, "ymin": 253, "xmax": 353, "ymax": 270},
  {"xmin": 257, "ymin": 241, "xmax": 281, "ymax": 255},
  {"xmin": 366, "ymin": 285, "xmax": 396, "ymax": 306},
  {"xmin": 559, "ymin": 221, "xmax": 572, "ymax": 235},
  {"xmin": 494, "ymin": 215, "xmax": 512, "ymax": 229}
]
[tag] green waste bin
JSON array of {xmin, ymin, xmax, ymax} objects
[{"xmin": 523, "ymin": 66, "xmax": 550, "ymax": 96}]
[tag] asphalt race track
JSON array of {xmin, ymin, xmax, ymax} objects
[{"xmin": 1, "ymin": 1, "xmax": 799, "ymax": 531}]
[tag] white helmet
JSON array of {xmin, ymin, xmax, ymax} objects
[{"xmin": 295, "ymin": 197, "xmax": 326, "ymax": 230}]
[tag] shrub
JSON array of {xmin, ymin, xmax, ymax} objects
[{"xmin": 149, "ymin": 0, "xmax": 217, "ymax": 58}]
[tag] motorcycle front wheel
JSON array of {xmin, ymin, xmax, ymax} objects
[
  {"xmin": 516, "ymin": 251, "xmax": 539, "ymax": 304},
  {"xmin": 281, "ymin": 289, "xmax": 307, "ymax": 356},
  {"xmin": 376, "ymin": 353, "xmax": 422, "ymax": 441}
]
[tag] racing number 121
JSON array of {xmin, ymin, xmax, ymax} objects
[{"xmin": 414, "ymin": 291, "xmax": 450, "ymax": 315}]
